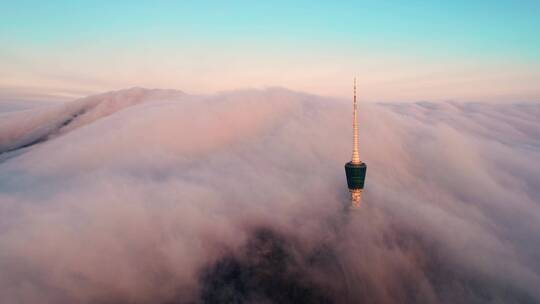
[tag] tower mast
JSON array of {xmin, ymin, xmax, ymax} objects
[{"xmin": 351, "ymin": 78, "xmax": 360, "ymax": 165}]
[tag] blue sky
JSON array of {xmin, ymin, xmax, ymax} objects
[{"xmin": 1, "ymin": 1, "xmax": 539, "ymax": 102}]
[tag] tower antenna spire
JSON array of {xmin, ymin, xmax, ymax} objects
[
  {"xmin": 351, "ymin": 77, "xmax": 360, "ymax": 164},
  {"xmin": 354, "ymin": 77, "xmax": 357, "ymax": 103}
]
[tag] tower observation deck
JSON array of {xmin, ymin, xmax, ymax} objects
[{"xmin": 344, "ymin": 78, "xmax": 367, "ymax": 208}]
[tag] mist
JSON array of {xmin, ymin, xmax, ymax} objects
[{"xmin": 0, "ymin": 88, "xmax": 539, "ymax": 303}]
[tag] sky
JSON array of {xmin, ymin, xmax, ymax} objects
[{"xmin": 1, "ymin": 0, "xmax": 539, "ymax": 102}]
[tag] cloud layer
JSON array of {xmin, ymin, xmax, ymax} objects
[{"xmin": 0, "ymin": 88, "xmax": 539, "ymax": 303}]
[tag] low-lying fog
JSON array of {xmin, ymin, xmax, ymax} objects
[{"xmin": 1, "ymin": 88, "xmax": 539, "ymax": 303}]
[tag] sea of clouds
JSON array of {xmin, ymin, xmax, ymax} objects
[{"xmin": 0, "ymin": 88, "xmax": 539, "ymax": 303}]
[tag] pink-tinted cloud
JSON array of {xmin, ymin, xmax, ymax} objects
[{"xmin": 0, "ymin": 88, "xmax": 539, "ymax": 303}]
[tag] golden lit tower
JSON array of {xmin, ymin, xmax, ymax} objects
[{"xmin": 344, "ymin": 78, "xmax": 367, "ymax": 208}]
